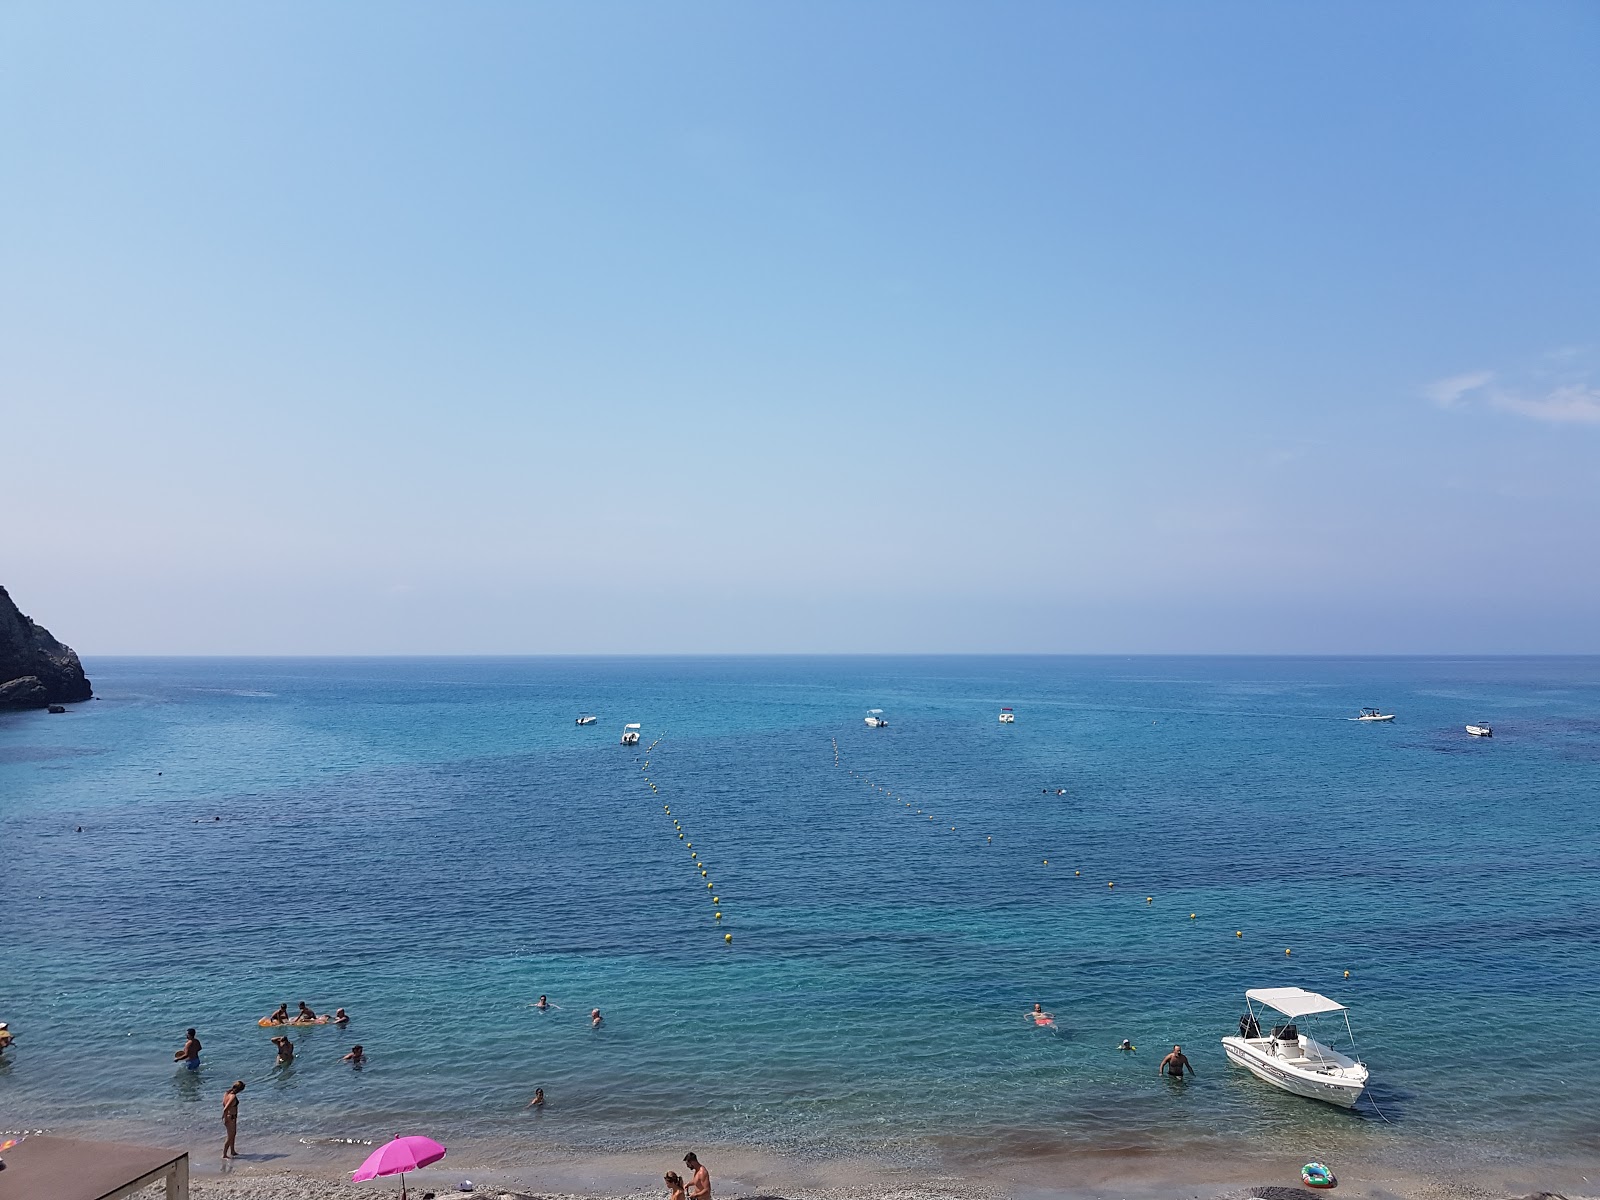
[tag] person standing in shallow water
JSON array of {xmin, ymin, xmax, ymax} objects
[
  {"xmin": 1158, "ymin": 1044, "xmax": 1195, "ymax": 1078},
  {"xmin": 222, "ymin": 1080, "xmax": 245, "ymax": 1158},
  {"xmin": 173, "ymin": 1027, "xmax": 202, "ymax": 1069}
]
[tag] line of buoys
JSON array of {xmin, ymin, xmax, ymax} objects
[{"xmin": 643, "ymin": 744, "xmax": 731, "ymax": 947}]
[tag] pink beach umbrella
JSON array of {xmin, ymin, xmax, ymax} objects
[{"xmin": 352, "ymin": 1134, "xmax": 447, "ymax": 1198}]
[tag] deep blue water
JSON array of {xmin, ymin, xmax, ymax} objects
[{"xmin": 2, "ymin": 657, "xmax": 1597, "ymax": 1171}]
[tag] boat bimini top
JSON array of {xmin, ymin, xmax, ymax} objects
[{"xmin": 1245, "ymin": 988, "xmax": 1347, "ymax": 1019}]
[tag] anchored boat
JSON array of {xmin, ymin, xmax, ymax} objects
[
  {"xmin": 1466, "ymin": 722, "xmax": 1493, "ymax": 737},
  {"xmin": 1221, "ymin": 987, "xmax": 1369, "ymax": 1108},
  {"xmin": 575, "ymin": 714, "xmax": 597, "ymax": 726},
  {"xmin": 1351, "ymin": 707, "xmax": 1395, "ymax": 722},
  {"xmin": 620, "ymin": 723, "xmax": 641, "ymax": 745},
  {"xmin": 998, "ymin": 708, "xmax": 1015, "ymax": 723},
  {"xmin": 864, "ymin": 709, "xmax": 888, "ymax": 728}
]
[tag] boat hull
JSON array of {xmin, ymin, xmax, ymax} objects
[{"xmin": 1221, "ymin": 1037, "xmax": 1365, "ymax": 1108}]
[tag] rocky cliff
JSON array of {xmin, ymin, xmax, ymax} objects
[{"xmin": 0, "ymin": 585, "xmax": 93, "ymax": 708}]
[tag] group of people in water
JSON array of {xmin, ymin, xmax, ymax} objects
[
  {"xmin": 1028, "ymin": 1004, "xmax": 1196, "ymax": 1079},
  {"xmin": 157, "ymin": 1001, "xmax": 364, "ymax": 1157}
]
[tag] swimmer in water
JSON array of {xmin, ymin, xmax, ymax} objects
[
  {"xmin": 525, "ymin": 1087, "xmax": 546, "ymax": 1109},
  {"xmin": 1118, "ymin": 1039, "xmax": 1136, "ymax": 1052},
  {"xmin": 1028, "ymin": 1003, "xmax": 1055, "ymax": 1027},
  {"xmin": 270, "ymin": 1035, "xmax": 294, "ymax": 1065},
  {"xmin": 333, "ymin": 1008, "xmax": 349, "ymax": 1026},
  {"xmin": 343, "ymin": 1045, "xmax": 365, "ymax": 1065},
  {"xmin": 591, "ymin": 1008, "xmax": 603, "ymax": 1029},
  {"xmin": 535, "ymin": 995, "xmax": 549, "ymax": 1010}
]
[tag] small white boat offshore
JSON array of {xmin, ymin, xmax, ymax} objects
[
  {"xmin": 620, "ymin": 723, "xmax": 641, "ymax": 745},
  {"xmin": 998, "ymin": 708, "xmax": 1015, "ymax": 723},
  {"xmin": 575, "ymin": 714, "xmax": 597, "ymax": 726},
  {"xmin": 864, "ymin": 709, "xmax": 888, "ymax": 728},
  {"xmin": 1466, "ymin": 722, "xmax": 1493, "ymax": 738},
  {"xmin": 1351, "ymin": 707, "xmax": 1395, "ymax": 722},
  {"xmin": 1221, "ymin": 987, "xmax": 1369, "ymax": 1108}
]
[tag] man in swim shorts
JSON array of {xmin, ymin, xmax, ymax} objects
[
  {"xmin": 267, "ymin": 1003, "xmax": 289, "ymax": 1024},
  {"xmin": 333, "ymin": 1008, "xmax": 349, "ymax": 1026},
  {"xmin": 174, "ymin": 1028, "xmax": 202, "ymax": 1069},
  {"xmin": 1028, "ymin": 1003, "xmax": 1054, "ymax": 1025},
  {"xmin": 684, "ymin": 1152, "xmax": 711, "ymax": 1200},
  {"xmin": 296, "ymin": 1002, "xmax": 318, "ymax": 1023},
  {"xmin": 1158, "ymin": 1045, "xmax": 1195, "ymax": 1078},
  {"xmin": 271, "ymin": 1035, "xmax": 295, "ymax": 1065}
]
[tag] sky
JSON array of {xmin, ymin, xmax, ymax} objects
[{"xmin": 3, "ymin": 2, "xmax": 1598, "ymax": 654}]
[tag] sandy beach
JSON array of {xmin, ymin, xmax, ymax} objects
[{"xmin": 98, "ymin": 1135, "xmax": 1598, "ymax": 1200}]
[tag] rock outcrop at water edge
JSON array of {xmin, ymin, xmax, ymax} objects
[{"xmin": 0, "ymin": 584, "xmax": 93, "ymax": 709}]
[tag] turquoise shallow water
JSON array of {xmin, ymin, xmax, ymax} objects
[{"xmin": 2, "ymin": 656, "xmax": 1597, "ymax": 1171}]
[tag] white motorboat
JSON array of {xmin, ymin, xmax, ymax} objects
[
  {"xmin": 1351, "ymin": 707, "xmax": 1395, "ymax": 722},
  {"xmin": 1466, "ymin": 722, "xmax": 1493, "ymax": 738},
  {"xmin": 575, "ymin": 714, "xmax": 597, "ymax": 726},
  {"xmin": 864, "ymin": 709, "xmax": 888, "ymax": 728},
  {"xmin": 620, "ymin": 723, "xmax": 641, "ymax": 745},
  {"xmin": 998, "ymin": 708, "xmax": 1015, "ymax": 723},
  {"xmin": 1221, "ymin": 987, "xmax": 1369, "ymax": 1108}
]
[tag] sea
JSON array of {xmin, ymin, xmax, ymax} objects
[{"xmin": 2, "ymin": 656, "xmax": 1597, "ymax": 1181}]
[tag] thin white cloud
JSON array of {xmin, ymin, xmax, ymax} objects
[
  {"xmin": 1490, "ymin": 383, "xmax": 1600, "ymax": 425},
  {"xmin": 1424, "ymin": 371, "xmax": 1492, "ymax": 408},
  {"xmin": 1425, "ymin": 353, "xmax": 1600, "ymax": 426}
]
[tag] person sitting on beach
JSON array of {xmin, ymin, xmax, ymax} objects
[
  {"xmin": 664, "ymin": 1171, "xmax": 686, "ymax": 1200},
  {"xmin": 683, "ymin": 1152, "xmax": 711, "ymax": 1200},
  {"xmin": 267, "ymin": 1004, "xmax": 289, "ymax": 1024},
  {"xmin": 295, "ymin": 1002, "xmax": 318, "ymax": 1023},
  {"xmin": 333, "ymin": 1008, "xmax": 349, "ymax": 1026},
  {"xmin": 525, "ymin": 1087, "xmax": 545, "ymax": 1109},
  {"xmin": 591, "ymin": 1008, "xmax": 603, "ymax": 1029},
  {"xmin": 271, "ymin": 1035, "xmax": 294, "ymax": 1065},
  {"xmin": 1158, "ymin": 1045, "xmax": 1194, "ymax": 1078},
  {"xmin": 343, "ymin": 1045, "xmax": 365, "ymax": 1065},
  {"xmin": 174, "ymin": 1028, "xmax": 202, "ymax": 1069}
]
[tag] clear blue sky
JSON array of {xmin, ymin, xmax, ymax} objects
[{"xmin": 4, "ymin": 2, "xmax": 1598, "ymax": 653}]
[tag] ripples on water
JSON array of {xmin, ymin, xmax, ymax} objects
[{"xmin": 2, "ymin": 656, "xmax": 1598, "ymax": 1170}]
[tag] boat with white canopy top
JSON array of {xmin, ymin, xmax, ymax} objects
[
  {"xmin": 1351, "ymin": 708, "xmax": 1395, "ymax": 722},
  {"xmin": 864, "ymin": 709, "xmax": 888, "ymax": 728},
  {"xmin": 1221, "ymin": 987, "xmax": 1369, "ymax": 1108},
  {"xmin": 620, "ymin": 723, "xmax": 641, "ymax": 745}
]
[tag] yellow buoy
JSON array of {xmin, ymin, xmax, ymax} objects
[
  {"xmin": 706, "ymin": 882, "xmax": 713, "ymax": 889},
  {"xmin": 712, "ymin": 896, "xmax": 719, "ymax": 903},
  {"xmin": 1043, "ymin": 859, "xmax": 1049, "ymax": 865},
  {"xmin": 987, "ymin": 836, "xmax": 992, "ymax": 843},
  {"xmin": 700, "ymin": 870, "xmax": 707, "ymax": 877},
  {"xmin": 1236, "ymin": 930, "xmax": 1243, "ymax": 937},
  {"xmin": 1108, "ymin": 882, "xmax": 1114, "ymax": 888},
  {"xmin": 724, "ymin": 933, "xmax": 732, "ymax": 943},
  {"xmin": 1146, "ymin": 896, "xmax": 1153, "ymax": 904},
  {"xmin": 678, "ymin": 832, "xmax": 683, "ymax": 839},
  {"xmin": 1190, "ymin": 913, "xmax": 1196, "ymax": 920},
  {"xmin": 714, "ymin": 912, "xmax": 722, "ymax": 919},
  {"xmin": 1075, "ymin": 870, "xmax": 1080, "ymax": 876},
  {"xmin": 1344, "ymin": 970, "xmax": 1350, "ymax": 978},
  {"xmin": 1285, "ymin": 948, "xmax": 1292, "ymax": 956}
]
